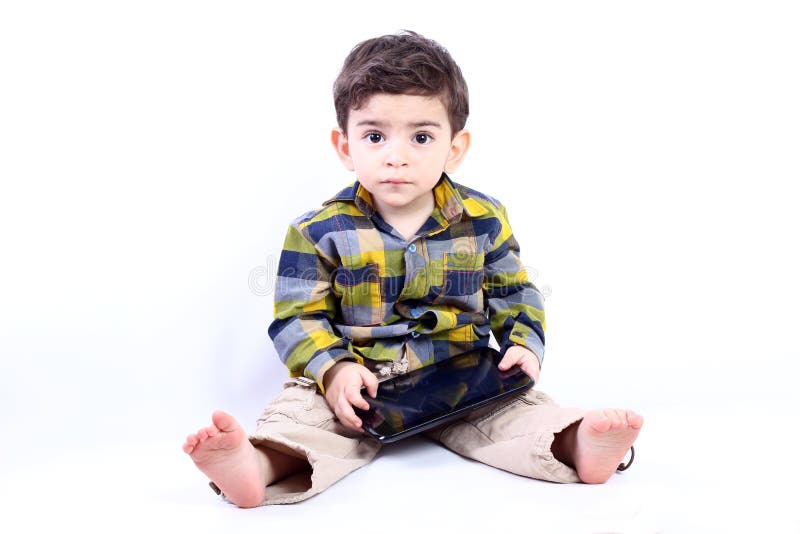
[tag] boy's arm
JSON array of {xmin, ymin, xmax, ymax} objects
[
  {"xmin": 483, "ymin": 204, "xmax": 546, "ymax": 371},
  {"xmin": 267, "ymin": 222, "xmax": 362, "ymax": 394}
]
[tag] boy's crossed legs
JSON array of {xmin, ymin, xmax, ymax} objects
[{"xmin": 183, "ymin": 387, "xmax": 643, "ymax": 508}]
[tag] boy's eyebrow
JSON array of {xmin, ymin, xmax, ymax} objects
[
  {"xmin": 354, "ymin": 119, "xmax": 443, "ymax": 129},
  {"xmin": 408, "ymin": 120, "xmax": 442, "ymax": 129}
]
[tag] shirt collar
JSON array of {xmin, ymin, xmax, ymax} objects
[
  {"xmin": 434, "ymin": 173, "xmax": 467, "ymax": 223},
  {"xmin": 323, "ymin": 173, "xmax": 487, "ymax": 222}
]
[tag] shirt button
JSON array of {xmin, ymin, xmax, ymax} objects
[
  {"xmin": 407, "ymin": 243, "xmax": 417, "ymax": 253},
  {"xmin": 410, "ymin": 308, "xmax": 421, "ymax": 318}
]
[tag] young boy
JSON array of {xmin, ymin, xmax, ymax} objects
[{"xmin": 183, "ymin": 31, "xmax": 642, "ymax": 508}]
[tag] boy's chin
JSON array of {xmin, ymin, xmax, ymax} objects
[
  {"xmin": 376, "ymin": 190, "xmax": 428, "ymax": 205},
  {"xmin": 376, "ymin": 199, "xmax": 412, "ymax": 211}
]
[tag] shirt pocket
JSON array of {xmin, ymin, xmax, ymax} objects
[
  {"xmin": 439, "ymin": 252, "xmax": 485, "ymax": 311},
  {"xmin": 333, "ymin": 262, "xmax": 384, "ymax": 325}
]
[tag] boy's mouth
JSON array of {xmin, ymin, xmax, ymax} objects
[{"xmin": 382, "ymin": 179, "xmax": 411, "ymax": 185}]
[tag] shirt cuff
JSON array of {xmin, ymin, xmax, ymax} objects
[
  {"xmin": 304, "ymin": 348, "xmax": 363, "ymax": 394},
  {"xmin": 499, "ymin": 315, "xmax": 545, "ymax": 368}
]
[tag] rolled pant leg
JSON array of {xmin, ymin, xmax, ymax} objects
[
  {"xmin": 244, "ymin": 379, "xmax": 381, "ymax": 505},
  {"xmin": 424, "ymin": 388, "xmax": 585, "ymax": 483}
]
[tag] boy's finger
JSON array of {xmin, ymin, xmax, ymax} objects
[
  {"xmin": 361, "ymin": 368, "xmax": 379, "ymax": 398},
  {"xmin": 337, "ymin": 397, "xmax": 362, "ymax": 428},
  {"xmin": 498, "ymin": 353, "xmax": 519, "ymax": 370},
  {"xmin": 522, "ymin": 360, "xmax": 538, "ymax": 379},
  {"xmin": 345, "ymin": 385, "xmax": 369, "ymax": 410}
]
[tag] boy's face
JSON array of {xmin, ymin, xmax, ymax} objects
[{"xmin": 332, "ymin": 93, "xmax": 469, "ymax": 215}]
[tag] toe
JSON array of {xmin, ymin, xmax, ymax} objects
[
  {"xmin": 197, "ymin": 428, "xmax": 209, "ymax": 441},
  {"xmin": 611, "ymin": 409, "xmax": 627, "ymax": 429},
  {"xmin": 602, "ymin": 409, "xmax": 621, "ymax": 430},
  {"xmin": 588, "ymin": 410, "xmax": 612, "ymax": 433},
  {"xmin": 212, "ymin": 410, "xmax": 238, "ymax": 432},
  {"xmin": 182, "ymin": 442, "xmax": 194, "ymax": 454},
  {"xmin": 627, "ymin": 411, "xmax": 644, "ymax": 429}
]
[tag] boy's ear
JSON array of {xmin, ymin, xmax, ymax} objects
[
  {"xmin": 444, "ymin": 129, "xmax": 471, "ymax": 174},
  {"xmin": 331, "ymin": 128, "xmax": 355, "ymax": 172}
]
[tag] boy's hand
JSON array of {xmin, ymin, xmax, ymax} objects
[
  {"xmin": 322, "ymin": 361, "xmax": 379, "ymax": 433},
  {"xmin": 498, "ymin": 345, "xmax": 541, "ymax": 383}
]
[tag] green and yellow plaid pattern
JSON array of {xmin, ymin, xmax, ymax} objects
[{"xmin": 268, "ymin": 174, "xmax": 546, "ymax": 393}]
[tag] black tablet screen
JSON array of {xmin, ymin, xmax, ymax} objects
[{"xmin": 355, "ymin": 347, "xmax": 533, "ymax": 442}]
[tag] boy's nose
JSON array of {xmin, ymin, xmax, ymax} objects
[{"xmin": 384, "ymin": 142, "xmax": 408, "ymax": 168}]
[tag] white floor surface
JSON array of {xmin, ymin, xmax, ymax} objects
[{"xmin": 4, "ymin": 372, "xmax": 798, "ymax": 534}]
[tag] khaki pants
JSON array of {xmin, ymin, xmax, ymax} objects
[{"xmin": 244, "ymin": 378, "xmax": 586, "ymax": 505}]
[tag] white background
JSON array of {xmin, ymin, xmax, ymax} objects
[{"xmin": 1, "ymin": 1, "xmax": 798, "ymax": 532}]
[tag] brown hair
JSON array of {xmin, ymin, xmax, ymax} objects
[{"xmin": 333, "ymin": 30, "xmax": 469, "ymax": 137}]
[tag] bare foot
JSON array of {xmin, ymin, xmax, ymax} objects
[
  {"xmin": 554, "ymin": 409, "xmax": 643, "ymax": 484},
  {"xmin": 182, "ymin": 411, "xmax": 267, "ymax": 508}
]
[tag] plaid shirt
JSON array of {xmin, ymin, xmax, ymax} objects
[{"xmin": 268, "ymin": 174, "xmax": 546, "ymax": 393}]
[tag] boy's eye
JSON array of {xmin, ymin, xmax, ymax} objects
[
  {"xmin": 414, "ymin": 133, "xmax": 432, "ymax": 144},
  {"xmin": 366, "ymin": 133, "xmax": 384, "ymax": 144}
]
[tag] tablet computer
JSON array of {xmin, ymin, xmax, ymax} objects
[{"xmin": 354, "ymin": 347, "xmax": 534, "ymax": 444}]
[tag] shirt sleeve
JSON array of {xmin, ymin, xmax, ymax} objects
[
  {"xmin": 482, "ymin": 204, "xmax": 547, "ymax": 367},
  {"xmin": 267, "ymin": 221, "xmax": 362, "ymax": 393}
]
